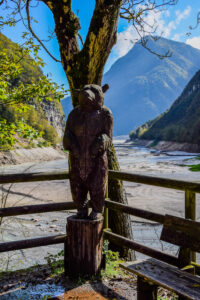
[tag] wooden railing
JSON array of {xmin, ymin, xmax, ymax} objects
[{"xmin": 0, "ymin": 170, "xmax": 200, "ymax": 263}]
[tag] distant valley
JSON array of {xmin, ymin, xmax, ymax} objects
[
  {"xmin": 130, "ymin": 68, "xmax": 200, "ymax": 150},
  {"xmin": 62, "ymin": 36, "xmax": 200, "ymax": 136}
]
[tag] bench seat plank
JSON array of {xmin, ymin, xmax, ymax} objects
[{"xmin": 120, "ymin": 259, "xmax": 200, "ymax": 300}]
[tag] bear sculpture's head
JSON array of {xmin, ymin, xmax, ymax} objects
[{"xmin": 75, "ymin": 84, "xmax": 109, "ymax": 111}]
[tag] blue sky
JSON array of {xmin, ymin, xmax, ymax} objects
[{"xmin": 1, "ymin": 0, "xmax": 200, "ymax": 89}]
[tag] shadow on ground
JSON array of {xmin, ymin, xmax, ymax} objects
[{"xmin": 0, "ymin": 264, "xmax": 137, "ymax": 300}]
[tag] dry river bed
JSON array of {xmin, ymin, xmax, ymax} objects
[{"xmin": 0, "ymin": 139, "xmax": 200, "ymax": 272}]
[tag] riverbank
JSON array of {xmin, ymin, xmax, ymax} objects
[
  {"xmin": 129, "ymin": 138, "xmax": 200, "ymax": 153},
  {"xmin": 0, "ymin": 147, "xmax": 67, "ymax": 165}
]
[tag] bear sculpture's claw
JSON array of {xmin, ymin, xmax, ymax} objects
[{"xmin": 88, "ymin": 211, "xmax": 102, "ymax": 220}]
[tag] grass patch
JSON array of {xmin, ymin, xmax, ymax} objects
[
  {"xmin": 188, "ymin": 164, "xmax": 200, "ymax": 172},
  {"xmin": 101, "ymin": 250, "xmax": 126, "ymax": 279},
  {"xmin": 45, "ymin": 250, "xmax": 64, "ymax": 277}
]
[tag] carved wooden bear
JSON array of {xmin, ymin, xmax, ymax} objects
[{"xmin": 63, "ymin": 84, "xmax": 113, "ymax": 220}]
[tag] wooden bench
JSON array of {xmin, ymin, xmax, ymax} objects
[{"xmin": 120, "ymin": 214, "xmax": 200, "ymax": 300}]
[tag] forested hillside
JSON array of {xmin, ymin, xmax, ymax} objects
[
  {"xmin": 130, "ymin": 69, "xmax": 200, "ymax": 145},
  {"xmin": 0, "ymin": 33, "xmax": 65, "ymax": 150}
]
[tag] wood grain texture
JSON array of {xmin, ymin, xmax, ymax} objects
[
  {"xmin": 64, "ymin": 215, "xmax": 103, "ymax": 278},
  {"xmin": 120, "ymin": 259, "xmax": 200, "ymax": 300},
  {"xmin": 0, "ymin": 171, "xmax": 69, "ymax": 184},
  {"xmin": 105, "ymin": 199, "xmax": 165, "ymax": 224},
  {"xmin": 0, "ymin": 234, "xmax": 66, "ymax": 252},
  {"xmin": 109, "ymin": 170, "xmax": 200, "ymax": 193},
  {"xmin": 185, "ymin": 190, "xmax": 196, "ymax": 262},
  {"xmin": 1, "ymin": 170, "xmax": 200, "ymax": 193},
  {"xmin": 161, "ymin": 215, "xmax": 200, "ymax": 253},
  {"xmin": 0, "ymin": 202, "xmax": 76, "ymax": 218}
]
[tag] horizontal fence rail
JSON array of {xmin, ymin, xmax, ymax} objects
[
  {"xmin": 104, "ymin": 230, "xmax": 179, "ymax": 267},
  {"xmin": 0, "ymin": 170, "xmax": 200, "ymax": 193},
  {"xmin": 109, "ymin": 170, "xmax": 200, "ymax": 193},
  {"xmin": 0, "ymin": 200, "xmax": 164, "ymax": 223},
  {"xmin": 0, "ymin": 169, "xmax": 199, "ymax": 264},
  {"xmin": 0, "ymin": 171, "xmax": 69, "ymax": 184},
  {"xmin": 105, "ymin": 199, "xmax": 165, "ymax": 224},
  {"xmin": 0, "ymin": 234, "xmax": 67, "ymax": 253},
  {"xmin": 0, "ymin": 202, "xmax": 76, "ymax": 218}
]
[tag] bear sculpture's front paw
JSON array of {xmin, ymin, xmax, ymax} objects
[{"xmin": 76, "ymin": 206, "xmax": 88, "ymax": 219}]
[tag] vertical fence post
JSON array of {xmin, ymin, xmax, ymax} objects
[
  {"xmin": 104, "ymin": 180, "xmax": 109, "ymax": 230},
  {"xmin": 185, "ymin": 189, "xmax": 196, "ymax": 262}
]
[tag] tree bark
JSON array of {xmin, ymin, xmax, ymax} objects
[
  {"xmin": 107, "ymin": 146, "xmax": 135, "ymax": 260},
  {"xmin": 65, "ymin": 215, "xmax": 104, "ymax": 278}
]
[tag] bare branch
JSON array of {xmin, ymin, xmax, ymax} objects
[
  {"xmin": 26, "ymin": 0, "xmax": 61, "ymax": 63},
  {"xmin": 120, "ymin": 0, "xmax": 178, "ymax": 59},
  {"xmin": 78, "ymin": 33, "xmax": 84, "ymax": 46},
  {"xmin": 140, "ymin": 36, "xmax": 172, "ymax": 59},
  {"xmin": 189, "ymin": 11, "xmax": 200, "ymax": 30}
]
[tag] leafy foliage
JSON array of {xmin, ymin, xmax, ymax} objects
[
  {"xmin": 0, "ymin": 33, "xmax": 67, "ymax": 150},
  {"xmin": 45, "ymin": 250, "xmax": 64, "ymax": 276}
]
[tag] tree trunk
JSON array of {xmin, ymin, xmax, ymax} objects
[
  {"xmin": 48, "ymin": 0, "xmax": 135, "ymax": 260},
  {"xmin": 107, "ymin": 146, "xmax": 135, "ymax": 260}
]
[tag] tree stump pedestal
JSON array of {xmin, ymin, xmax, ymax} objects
[{"xmin": 64, "ymin": 215, "xmax": 104, "ymax": 278}]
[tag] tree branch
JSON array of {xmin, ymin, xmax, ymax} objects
[
  {"xmin": 79, "ymin": 0, "xmax": 122, "ymax": 85},
  {"xmin": 26, "ymin": 0, "xmax": 61, "ymax": 62},
  {"xmin": 120, "ymin": 0, "xmax": 177, "ymax": 59}
]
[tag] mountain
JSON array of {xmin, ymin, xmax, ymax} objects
[
  {"xmin": 102, "ymin": 36, "xmax": 200, "ymax": 135},
  {"xmin": 130, "ymin": 69, "xmax": 200, "ymax": 146}
]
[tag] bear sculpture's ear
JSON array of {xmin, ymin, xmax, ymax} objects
[{"xmin": 102, "ymin": 84, "xmax": 109, "ymax": 93}]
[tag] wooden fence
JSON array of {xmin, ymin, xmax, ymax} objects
[{"xmin": 0, "ymin": 170, "xmax": 200, "ymax": 264}]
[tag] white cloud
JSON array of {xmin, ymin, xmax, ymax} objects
[
  {"xmin": 113, "ymin": 5, "xmax": 192, "ymax": 59},
  {"xmin": 175, "ymin": 6, "xmax": 191, "ymax": 24},
  {"xmin": 114, "ymin": 26, "xmax": 138, "ymax": 57},
  {"xmin": 186, "ymin": 36, "xmax": 200, "ymax": 50},
  {"xmin": 162, "ymin": 6, "xmax": 191, "ymax": 38}
]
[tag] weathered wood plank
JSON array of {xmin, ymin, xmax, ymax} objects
[
  {"xmin": 120, "ymin": 259, "xmax": 200, "ymax": 300},
  {"xmin": 161, "ymin": 215, "xmax": 200, "ymax": 253},
  {"xmin": 185, "ymin": 190, "xmax": 196, "ymax": 221},
  {"xmin": 109, "ymin": 170, "xmax": 200, "ymax": 193},
  {"xmin": 105, "ymin": 199, "xmax": 165, "ymax": 224},
  {"xmin": 1, "ymin": 170, "xmax": 200, "ymax": 193},
  {"xmin": 185, "ymin": 190, "xmax": 196, "ymax": 262},
  {"xmin": 0, "ymin": 171, "xmax": 69, "ymax": 184},
  {"xmin": 104, "ymin": 230, "xmax": 179, "ymax": 266},
  {"xmin": 0, "ymin": 202, "xmax": 76, "ymax": 218},
  {"xmin": 0, "ymin": 234, "xmax": 66, "ymax": 252}
]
